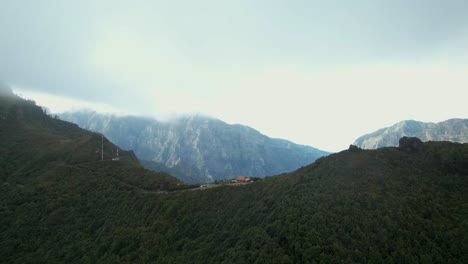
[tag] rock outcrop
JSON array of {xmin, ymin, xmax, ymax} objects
[{"xmin": 398, "ymin": 136, "xmax": 424, "ymax": 152}]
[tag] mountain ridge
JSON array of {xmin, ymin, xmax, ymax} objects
[
  {"xmin": 0, "ymin": 88, "xmax": 185, "ymax": 192},
  {"xmin": 60, "ymin": 110, "xmax": 329, "ymax": 183},
  {"xmin": 1, "ymin": 90, "xmax": 467, "ymax": 262},
  {"xmin": 2, "ymin": 88, "xmax": 467, "ymax": 262},
  {"xmin": 354, "ymin": 118, "xmax": 468, "ymax": 149}
]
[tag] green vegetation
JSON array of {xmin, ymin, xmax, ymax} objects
[
  {"xmin": 141, "ymin": 159, "xmax": 204, "ymax": 184},
  {"xmin": 1, "ymin": 91, "xmax": 467, "ymax": 263}
]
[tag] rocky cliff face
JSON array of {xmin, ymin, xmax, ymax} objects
[
  {"xmin": 354, "ymin": 119, "xmax": 468, "ymax": 149},
  {"xmin": 60, "ymin": 111, "xmax": 329, "ymax": 182}
]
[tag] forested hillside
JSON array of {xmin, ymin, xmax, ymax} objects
[
  {"xmin": 1, "ymin": 89, "xmax": 467, "ymax": 263},
  {"xmin": 0, "ymin": 88, "xmax": 186, "ymax": 192}
]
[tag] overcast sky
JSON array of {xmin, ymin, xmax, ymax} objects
[{"xmin": 1, "ymin": 0, "xmax": 467, "ymax": 151}]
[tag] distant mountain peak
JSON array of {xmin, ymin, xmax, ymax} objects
[
  {"xmin": 60, "ymin": 111, "xmax": 330, "ymax": 183},
  {"xmin": 354, "ymin": 118, "xmax": 468, "ymax": 149}
]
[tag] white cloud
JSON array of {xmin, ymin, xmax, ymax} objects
[
  {"xmin": 3, "ymin": 1, "xmax": 468, "ymax": 152},
  {"xmin": 208, "ymin": 63, "xmax": 468, "ymax": 151},
  {"xmin": 12, "ymin": 61, "xmax": 468, "ymax": 152},
  {"xmin": 13, "ymin": 89, "xmax": 121, "ymax": 114}
]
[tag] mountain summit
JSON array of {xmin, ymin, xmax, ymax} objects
[
  {"xmin": 60, "ymin": 111, "xmax": 329, "ymax": 183},
  {"xmin": 354, "ymin": 119, "xmax": 468, "ymax": 149}
]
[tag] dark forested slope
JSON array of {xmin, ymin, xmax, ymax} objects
[
  {"xmin": 1, "ymin": 88, "xmax": 467, "ymax": 263},
  {"xmin": 0, "ymin": 88, "xmax": 180, "ymax": 189}
]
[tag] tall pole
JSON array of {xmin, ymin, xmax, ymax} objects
[{"xmin": 101, "ymin": 135, "xmax": 104, "ymax": 161}]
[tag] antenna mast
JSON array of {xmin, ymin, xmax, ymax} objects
[{"xmin": 101, "ymin": 135, "xmax": 104, "ymax": 161}]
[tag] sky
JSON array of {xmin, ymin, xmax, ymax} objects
[{"xmin": 1, "ymin": 0, "xmax": 467, "ymax": 152}]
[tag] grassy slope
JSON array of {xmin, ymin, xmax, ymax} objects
[{"xmin": 1, "ymin": 92, "xmax": 467, "ymax": 263}]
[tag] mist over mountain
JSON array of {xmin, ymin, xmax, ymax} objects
[
  {"xmin": 0, "ymin": 87, "xmax": 183, "ymax": 190},
  {"xmin": 0, "ymin": 83, "xmax": 15, "ymax": 98},
  {"xmin": 354, "ymin": 119, "xmax": 468, "ymax": 149},
  {"xmin": 59, "ymin": 111, "xmax": 329, "ymax": 183}
]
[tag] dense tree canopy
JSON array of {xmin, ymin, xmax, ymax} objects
[{"xmin": 1, "ymin": 92, "xmax": 467, "ymax": 263}]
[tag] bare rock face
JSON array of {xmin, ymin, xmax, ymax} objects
[
  {"xmin": 60, "ymin": 111, "xmax": 330, "ymax": 183},
  {"xmin": 353, "ymin": 119, "xmax": 468, "ymax": 149},
  {"xmin": 398, "ymin": 136, "xmax": 424, "ymax": 152}
]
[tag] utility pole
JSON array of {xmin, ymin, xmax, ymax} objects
[{"xmin": 101, "ymin": 135, "xmax": 104, "ymax": 161}]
